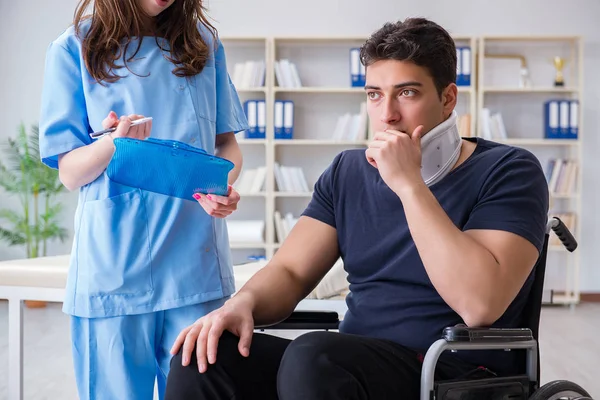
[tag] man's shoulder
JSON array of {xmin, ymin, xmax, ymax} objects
[
  {"xmin": 472, "ymin": 137, "xmax": 541, "ymax": 163},
  {"xmin": 465, "ymin": 137, "xmax": 545, "ymax": 178}
]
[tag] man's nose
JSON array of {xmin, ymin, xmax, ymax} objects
[{"xmin": 379, "ymin": 98, "xmax": 400, "ymax": 125}]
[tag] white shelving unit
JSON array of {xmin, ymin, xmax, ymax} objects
[
  {"xmin": 219, "ymin": 37, "xmax": 270, "ymax": 262},
  {"xmin": 221, "ymin": 35, "xmax": 583, "ymax": 306},
  {"xmin": 477, "ymin": 35, "xmax": 583, "ymax": 305}
]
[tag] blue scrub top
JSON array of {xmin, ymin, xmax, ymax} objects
[{"xmin": 39, "ymin": 20, "xmax": 249, "ymax": 318}]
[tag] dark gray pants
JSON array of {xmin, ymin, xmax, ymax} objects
[{"xmin": 165, "ymin": 330, "xmax": 478, "ymax": 400}]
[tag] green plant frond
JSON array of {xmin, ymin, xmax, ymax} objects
[
  {"xmin": 0, "ymin": 226, "xmax": 27, "ymax": 246},
  {"xmin": 0, "ymin": 165, "xmax": 24, "ymax": 192},
  {"xmin": 17, "ymin": 123, "xmax": 31, "ymax": 159},
  {"xmin": 37, "ymin": 167, "xmax": 62, "ymax": 194},
  {"xmin": 0, "ymin": 209, "xmax": 26, "ymax": 225},
  {"xmin": 3, "ymin": 138, "xmax": 26, "ymax": 172},
  {"xmin": 28, "ymin": 129, "xmax": 41, "ymax": 162},
  {"xmin": 40, "ymin": 202, "xmax": 64, "ymax": 222},
  {"xmin": 38, "ymin": 224, "xmax": 69, "ymax": 242},
  {"xmin": 52, "ymin": 178, "xmax": 65, "ymax": 193},
  {"xmin": 0, "ymin": 122, "xmax": 68, "ymax": 252}
]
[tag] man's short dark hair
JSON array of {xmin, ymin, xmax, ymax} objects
[{"xmin": 360, "ymin": 17, "xmax": 457, "ymax": 97}]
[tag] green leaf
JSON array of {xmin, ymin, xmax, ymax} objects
[
  {"xmin": 0, "ymin": 164, "xmax": 23, "ymax": 193},
  {"xmin": 0, "ymin": 226, "xmax": 26, "ymax": 246},
  {"xmin": 0, "ymin": 209, "xmax": 25, "ymax": 225},
  {"xmin": 39, "ymin": 224, "xmax": 69, "ymax": 243}
]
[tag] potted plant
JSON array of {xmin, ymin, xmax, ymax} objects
[{"xmin": 0, "ymin": 122, "xmax": 69, "ymax": 308}]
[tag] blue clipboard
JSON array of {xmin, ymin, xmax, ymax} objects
[{"xmin": 106, "ymin": 138, "xmax": 233, "ymax": 199}]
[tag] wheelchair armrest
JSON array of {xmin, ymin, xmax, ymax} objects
[
  {"xmin": 257, "ymin": 310, "xmax": 340, "ymax": 330},
  {"xmin": 442, "ymin": 325, "xmax": 534, "ymax": 343}
]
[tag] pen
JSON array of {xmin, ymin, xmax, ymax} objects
[{"xmin": 89, "ymin": 117, "xmax": 153, "ymax": 139}]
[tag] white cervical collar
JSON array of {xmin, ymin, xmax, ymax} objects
[{"xmin": 419, "ymin": 111, "xmax": 462, "ymax": 186}]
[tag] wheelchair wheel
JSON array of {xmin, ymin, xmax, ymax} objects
[{"xmin": 529, "ymin": 379, "xmax": 592, "ymax": 400}]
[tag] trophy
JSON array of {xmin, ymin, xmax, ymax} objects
[{"xmin": 553, "ymin": 56, "xmax": 566, "ymax": 87}]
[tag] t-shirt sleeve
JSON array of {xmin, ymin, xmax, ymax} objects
[
  {"xmin": 463, "ymin": 150, "xmax": 549, "ymax": 253},
  {"xmin": 301, "ymin": 152, "xmax": 343, "ymax": 229},
  {"xmin": 38, "ymin": 41, "xmax": 91, "ymax": 170},
  {"xmin": 214, "ymin": 38, "xmax": 249, "ymax": 135}
]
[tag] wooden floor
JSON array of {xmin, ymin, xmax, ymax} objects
[{"xmin": 0, "ymin": 301, "xmax": 598, "ymax": 399}]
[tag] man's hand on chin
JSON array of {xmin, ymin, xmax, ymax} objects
[{"xmin": 365, "ymin": 124, "xmax": 427, "ymax": 198}]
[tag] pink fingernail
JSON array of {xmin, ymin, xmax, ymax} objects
[
  {"xmin": 207, "ymin": 195, "xmax": 213, "ymax": 200},
  {"xmin": 193, "ymin": 193, "xmax": 200, "ymax": 200}
]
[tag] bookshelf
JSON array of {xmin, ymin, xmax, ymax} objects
[
  {"xmin": 222, "ymin": 35, "xmax": 582, "ymax": 305},
  {"xmin": 477, "ymin": 35, "xmax": 583, "ymax": 305}
]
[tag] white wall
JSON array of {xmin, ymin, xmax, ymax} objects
[{"xmin": 1, "ymin": 0, "xmax": 599, "ymax": 291}]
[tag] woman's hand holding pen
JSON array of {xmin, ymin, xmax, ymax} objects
[
  {"xmin": 102, "ymin": 111, "xmax": 152, "ymax": 140},
  {"xmin": 56, "ymin": 111, "xmax": 151, "ymax": 191},
  {"xmin": 193, "ymin": 185, "xmax": 240, "ymax": 218}
]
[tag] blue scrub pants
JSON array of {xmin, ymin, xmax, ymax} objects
[{"xmin": 70, "ymin": 297, "xmax": 227, "ymax": 400}]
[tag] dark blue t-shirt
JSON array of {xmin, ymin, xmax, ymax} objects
[{"xmin": 302, "ymin": 137, "xmax": 549, "ymax": 375}]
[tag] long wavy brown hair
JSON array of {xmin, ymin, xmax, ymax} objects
[{"xmin": 73, "ymin": 0, "xmax": 217, "ymax": 84}]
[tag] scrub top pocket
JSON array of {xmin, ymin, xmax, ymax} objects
[{"xmin": 77, "ymin": 189, "xmax": 153, "ymax": 297}]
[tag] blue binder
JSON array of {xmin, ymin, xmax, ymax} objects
[
  {"xmin": 283, "ymin": 101, "xmax": 294, "ymax": 139},
  {"xmin": 243, "ymin": 100, "xmax": 258, "ymax": 139},
  {"xmin": 568, "ymin": 99, "xmax": 579, "ymax": 139},
  {"xmin": 456, "ymin": 46, "xmax": 471, "ymax": 86},
  {"xmin": 274, "ymin": 100, "xmax": 285, "ymax": 139},
  {"xmin": 543, "ymin": 100, "xmax": 560, "ymax": 139},
  {"xmin": 559, "ymin": 100, "xmax": 570, "ymax": 138},
  {"xmin": 349, "ymin": 48, "xmax": 364, "ymax": 87},
  {"xmin": 257, "ymin": 100, "xmax": 266, "ymax": 139}
]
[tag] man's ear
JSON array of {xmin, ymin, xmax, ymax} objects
[{"xmin": 441, "ymin": 84, "xmax": 458, "ymax": 116}]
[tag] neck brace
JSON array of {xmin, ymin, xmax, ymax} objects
[{"xmin": 419, "ymin": 111, "xmax": 462, "ymax": 186}]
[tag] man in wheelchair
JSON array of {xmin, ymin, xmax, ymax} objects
[{"xmin": 164, "ymin": 17, "xmax": 578, "ymax": 400}]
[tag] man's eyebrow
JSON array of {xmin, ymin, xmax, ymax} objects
[{"xmin": 364, "ymin": 81, "xmax": 423, "ymax": 90}]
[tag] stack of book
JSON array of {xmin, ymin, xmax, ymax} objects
[
  {"xmin": 274, "ymin": 163, "xmax": 309, "ymax": 192},
  {"xmin": 231, "ymin": 60, "xmax": 265, "ymax": 88}
]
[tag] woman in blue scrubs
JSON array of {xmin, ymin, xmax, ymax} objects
[{"xmin": 38, "ymin": 0, "xmax": 249, "ymax": 399}]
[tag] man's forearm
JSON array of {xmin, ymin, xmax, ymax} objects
[
  {"xmin": 233, "ymin": 263, "xmax": 308, "ymax": 327},
  {"xmin": 397, "ymin": 182, "xmax": 502, "ymax": 326}
]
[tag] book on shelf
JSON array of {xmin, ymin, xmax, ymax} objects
[
  {"xmin": 232, "ymin": 60, "xmax": 265, "ymax": 88},
  {"xmin": 545, "ymin": 159, "xmax": 578, "ymax": 195},
  {"xmin": 275, "ymin": 59, "xmax": 302, "ymax": 88},
  {"xmin": 332, "ymin": 101, "xmax": 368, "ymax": 141},
  {"xmin": 234, "ymin": 166, "xmax": 266, "ymax": 194},
  {"xmin": 274, "ymin": 100, "xmax": 294, "ymax": 139},
  {"xmin": 242, "ymin": 99, "xmax": 266, "ymax": 139},
  {"xmin": 544, "ymin": 99, "xmax": 578, "ymax": 139},
  {"xmin": 274, "ymin": 163, "xmax": 309, "ymax": 192},
  {"xmin": 274, "ymin": 211, "xmax": 299, "ymax": 243},
  {"xmin": 349, "ymin": 47, "xmax": 366, "ymax": 87},
  {"xmin": 479, "ymin": 108, "xmax": 508, "ymax": 140},
  {"xmin": 456, "ymin": 46, "xmax": 471, "ymax": 86},
  {"xmin": 226, "ymin": 220, "xmax": 265, "ymax": 243}
]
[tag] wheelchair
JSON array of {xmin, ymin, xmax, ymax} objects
[{"xmin": 261, "ymin": 216, "xmax": 594, "ymax": 400}]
